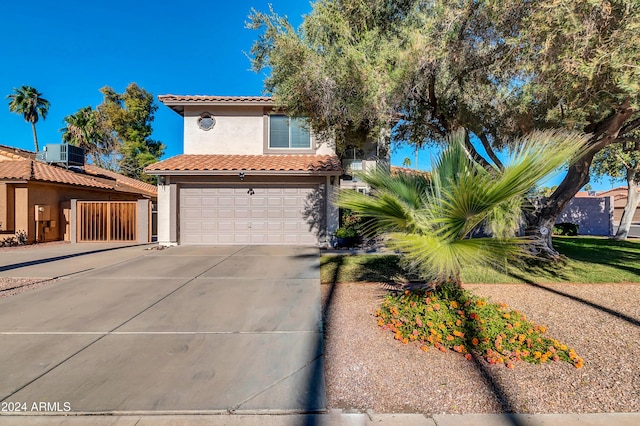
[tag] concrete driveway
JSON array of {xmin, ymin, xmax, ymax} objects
[{"xmin": 0, "ymin": 244, "xmax": 325, "ymax": 413}]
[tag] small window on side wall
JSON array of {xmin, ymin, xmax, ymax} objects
[{"xmin": 269, "ymin": 115, "xmax": 311, "ymax": 149}]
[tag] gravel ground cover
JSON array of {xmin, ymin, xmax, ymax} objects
[
  {"xmin": 0, "ymin": 242, "xmax": 66, "ymax": 298},
  {"xmin": 0, "ymin": 277, "xmax": 60, "ymax": 299},
  {"xmin": 322, "ymin": 281, "xmax": 640, "ymax": 414}
]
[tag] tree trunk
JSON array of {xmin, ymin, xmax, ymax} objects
[
  {"xmin": 527, "ymin": 100, "xmax": 635, "ymax": 257},
  {"xmin": 31, "ymin": 122, "xmax": 39, "ymax": 153},
  {"xmin": 614, "ymin": 168, "xmax": 640, "ymax": 240}
]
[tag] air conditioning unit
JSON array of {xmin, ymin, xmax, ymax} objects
[{"xmin": 36, "ymin": 144, "xmax": 85, "ymax": 167}]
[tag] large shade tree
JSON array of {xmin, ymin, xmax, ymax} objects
[
  {"xmin": 97, "ymin": 83, "xmax": 164, "ymax": 183},
  {"xmin": 61, "ymin": 106, "xmax": 118, "ymax": 169},
  {"xmin": 7, "ymin": 85, "xmax": 50, "ymax": 152},
  {"xmin": 249, "ymin": 0, "xmax": 640, "ymax": 255}
]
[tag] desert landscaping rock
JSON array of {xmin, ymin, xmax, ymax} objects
[{"xmin": 322, "ymin": 281, "xmax": 640, "ymax": 414}]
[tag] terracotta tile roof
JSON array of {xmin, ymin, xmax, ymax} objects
[
  {"xmin": 0, "ymin": 157, "xmax": 157, "ymax": 197},
  {"xmin": 84, "ymin": 165, "xmax": 158, "ymax": 198},
  {"xmin": 0, "ymin": 160, "xmax": 31, "ymax": 179},
  {"xmin": 0, "ymin": 159, "xmax": 113, "ymax": 189},
  {"xmin": 146, "ymin": 154, "xmax": 342, "ymax": 174},
  {"xmin": 0, "ymin": 145, "xmax": 35, "ymax": 161},
  {"xmin": 158, "ymin": 95, "xmax": 274, "ymax": 115},
  {"xmin": 158, "ymin": 95, "xmax": 273, "ymax": 103},
  {"xmin": 598, "ymin": 187, "xmax": 630, "ymax": 196}
]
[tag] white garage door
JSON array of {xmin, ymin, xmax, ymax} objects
[{"xmin": 179, "ymin": 185, "xmax": 323, "ymax": 245}]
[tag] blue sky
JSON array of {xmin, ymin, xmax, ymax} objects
[{"xmin": 0, "ymin": 1, "xmax": 621, "ymax": 190}]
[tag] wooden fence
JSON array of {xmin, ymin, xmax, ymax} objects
[{"xmin": 77, "ymin": 201, "xmax": 137, "ymax": 242}]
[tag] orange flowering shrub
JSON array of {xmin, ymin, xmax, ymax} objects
[{"xmin": 375, "ymin": 284, "xmax": 583, "ymax": 368}]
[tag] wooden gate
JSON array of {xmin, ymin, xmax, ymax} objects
[{"xmin": 77, "ymin": 201, "xmax": 137, "ymax": 242}]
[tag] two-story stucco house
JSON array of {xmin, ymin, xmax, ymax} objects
[{"xmin": 146, "ymin": 95, "xmax": 344, "ymax": 246}]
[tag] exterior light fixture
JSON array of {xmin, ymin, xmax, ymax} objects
[
  {"xmin": 239, "ymin": 172, "xmax": 245, "ymax": 180},
  {"xmin": 247, "ymin": 188, "xmax": 255, "ymax": 195}
]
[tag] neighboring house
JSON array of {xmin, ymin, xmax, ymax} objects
[
  {"xmin": 588, "ymin": 187, "xmax": 640, "ymax": 223},
  {"xmin": 564, "ymin": 186, "xmax": 640, "ymax": 236},
  {"xmin": 146, "ymin": 95, "xmax": 349, "ymax": 246},
  {"xmin": 390, "ymin": 165, "xmax": 430, "ymax": 177},
  {"xmin": 0, "ymin": 144, "xmax": 157, "ymax": 243}
]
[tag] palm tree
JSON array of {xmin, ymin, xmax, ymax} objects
[
  {"xmin": 7, "ymin": 86, "xmax": 50, "ymax": 152},
  {"xmin": 61, "ymin": 106, "xmax": 117, "ymax": 169},
  {"xmin": 337, "ymin": 129, "xmax": 588, "ymax": 286}
]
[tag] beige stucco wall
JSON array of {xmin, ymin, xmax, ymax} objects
[
  {"xmin": 183, "ymin": 106, "xmax": 265, "ymax": 155},
  {"xmin": 1, "ymin": 181, "xmax": 148, "ymax": 243},
  {"xmin": 0, "ymin": 183, "xmax": 15, "ymax": 233},
  {"xmin": 156, "ymin": 181, "xmax": 177, "ymax": 246},
  {"xmin": 182, "ymin": 106, "xmax": 336, "ymax": 156}
]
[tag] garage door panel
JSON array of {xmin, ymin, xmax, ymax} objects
[
  {"xmin": 267, "ymin": 198, "xmax": 283, "ymax": 207},
  {"xmin": 251, "ymin": 197, "xmax": 266, "ymax": 207},
  {"xmin": 183, "ymin": 197, "xmax": 202, "ymax": 208},
  {"xmin": 180, "ymin": 184, "xmax": 323, "ymax": 245},
  {"xmin": 202, "ymin": 222, "xmax": 217, "ymax": 231},
  {"xmin": 218, "ymin": 209, "xmax": 235, "ymax": 219},
  {"xmin": 182, "ymin": 208, "xmax": 203, "ymax": 219},
  {"xmin": 216, "ymin": 221, "xmax": 232, "ymax": 231},
  {"xmin": 251, "ymin": 222, "xmax": 267, "ymax": 231},
  {"xmin": 235, "ymin": 209, "xmax": 250, "ymax": 219},
  {"xmin": 266, "ymin": 234, "xmax": 284, "ymax": 244},
  {"xmin": 182, "ymin": 222, "xmax": 202, "ymax": 232},
  {"xmin": 235, "ymin": 221, "xmax": 250, "ymax": 231},
  {"xmin": 284, "ymin": 197, "xmax": 299, "ymax": 207},
  {"xmin": 235, "ymin": 197, "xmax": 250, "ymax": 207},
  {"xmin": 251, "ymin": 209, "xmax": 266, "ymax": 219},
  {"xmin": 267, "ymin": 222, "xmax": 283, "ymax": 231},
  {"xmin": 201, "ymin": 209, "xmax": 217, "ymax": 219},
  {"xmin": 218, "ymin": 197, "xmax": 234, "ymax": 207},
  {"xmin": 202, "ymin": 197, "xmax": 218, "ymax": 208},
  {"xmin": 283, "ymin": 210, "xmax": 299, "ymax": 219}
]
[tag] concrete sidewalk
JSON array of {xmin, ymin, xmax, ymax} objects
[{"xmin": 1, "ymin": 411, "xmax": 639, "ymax": 425}]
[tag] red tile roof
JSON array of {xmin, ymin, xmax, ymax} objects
[
  {"xmin": 146, "ymin": 154, "xmax": 342, "ymax": 174},
  {"xmin": 84, "ymin": 165, "xmax": 158, "ymax": 197},
  {"xmin": 0, "ymin": 159, "xmax": 113, "ymax": 189},
  {"xmin": 0, "ymin": 145, "xmax": 157, "ymax": 197},
  {"xmin": 158, "ymin": 95, "xmax": 273, "ymax": 103},
  {"xmin": 0, "ymin": 145, "xmax": 35, "ymax": 161},
  {"xmin": 158, "ymin": 95, "xmax": 274, "ymax": 115}
]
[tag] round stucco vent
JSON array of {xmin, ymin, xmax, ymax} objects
[{"xmin": 198, "ymin": 113, "xmax": 216, "ymax": 131}]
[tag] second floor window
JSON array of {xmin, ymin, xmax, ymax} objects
[{"xmin": 269, "ymin": 115, "xmax": 311, "ymax": 149}]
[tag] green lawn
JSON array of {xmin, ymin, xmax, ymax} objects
[{"xmin": 320, "ymin": 237, "xmax": 640, "ymax": 284}]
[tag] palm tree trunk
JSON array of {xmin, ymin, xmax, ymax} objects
[
  {"xmin": 31, "ymin": 122, "xmax": 40, "ymax": 152},
  {"xmin": 614, "ymin": 168, "xmax": 640, "ymax": 240}
]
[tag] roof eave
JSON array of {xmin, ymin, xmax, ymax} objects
[{"xmin": 158, "ymin": 97, "xmax": 274, "ymax": 116}]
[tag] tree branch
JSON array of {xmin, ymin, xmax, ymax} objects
[
  {"xmin": 477, "ymin": 132, "xmax": 504, "ymax": 170},
  {"xmin": 619, "ymin": 115, "xmax": 640, "ymax": 137},
  {"xmin": 462, "ymin": 130, "xmax": 493, "ymax": 170}
]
